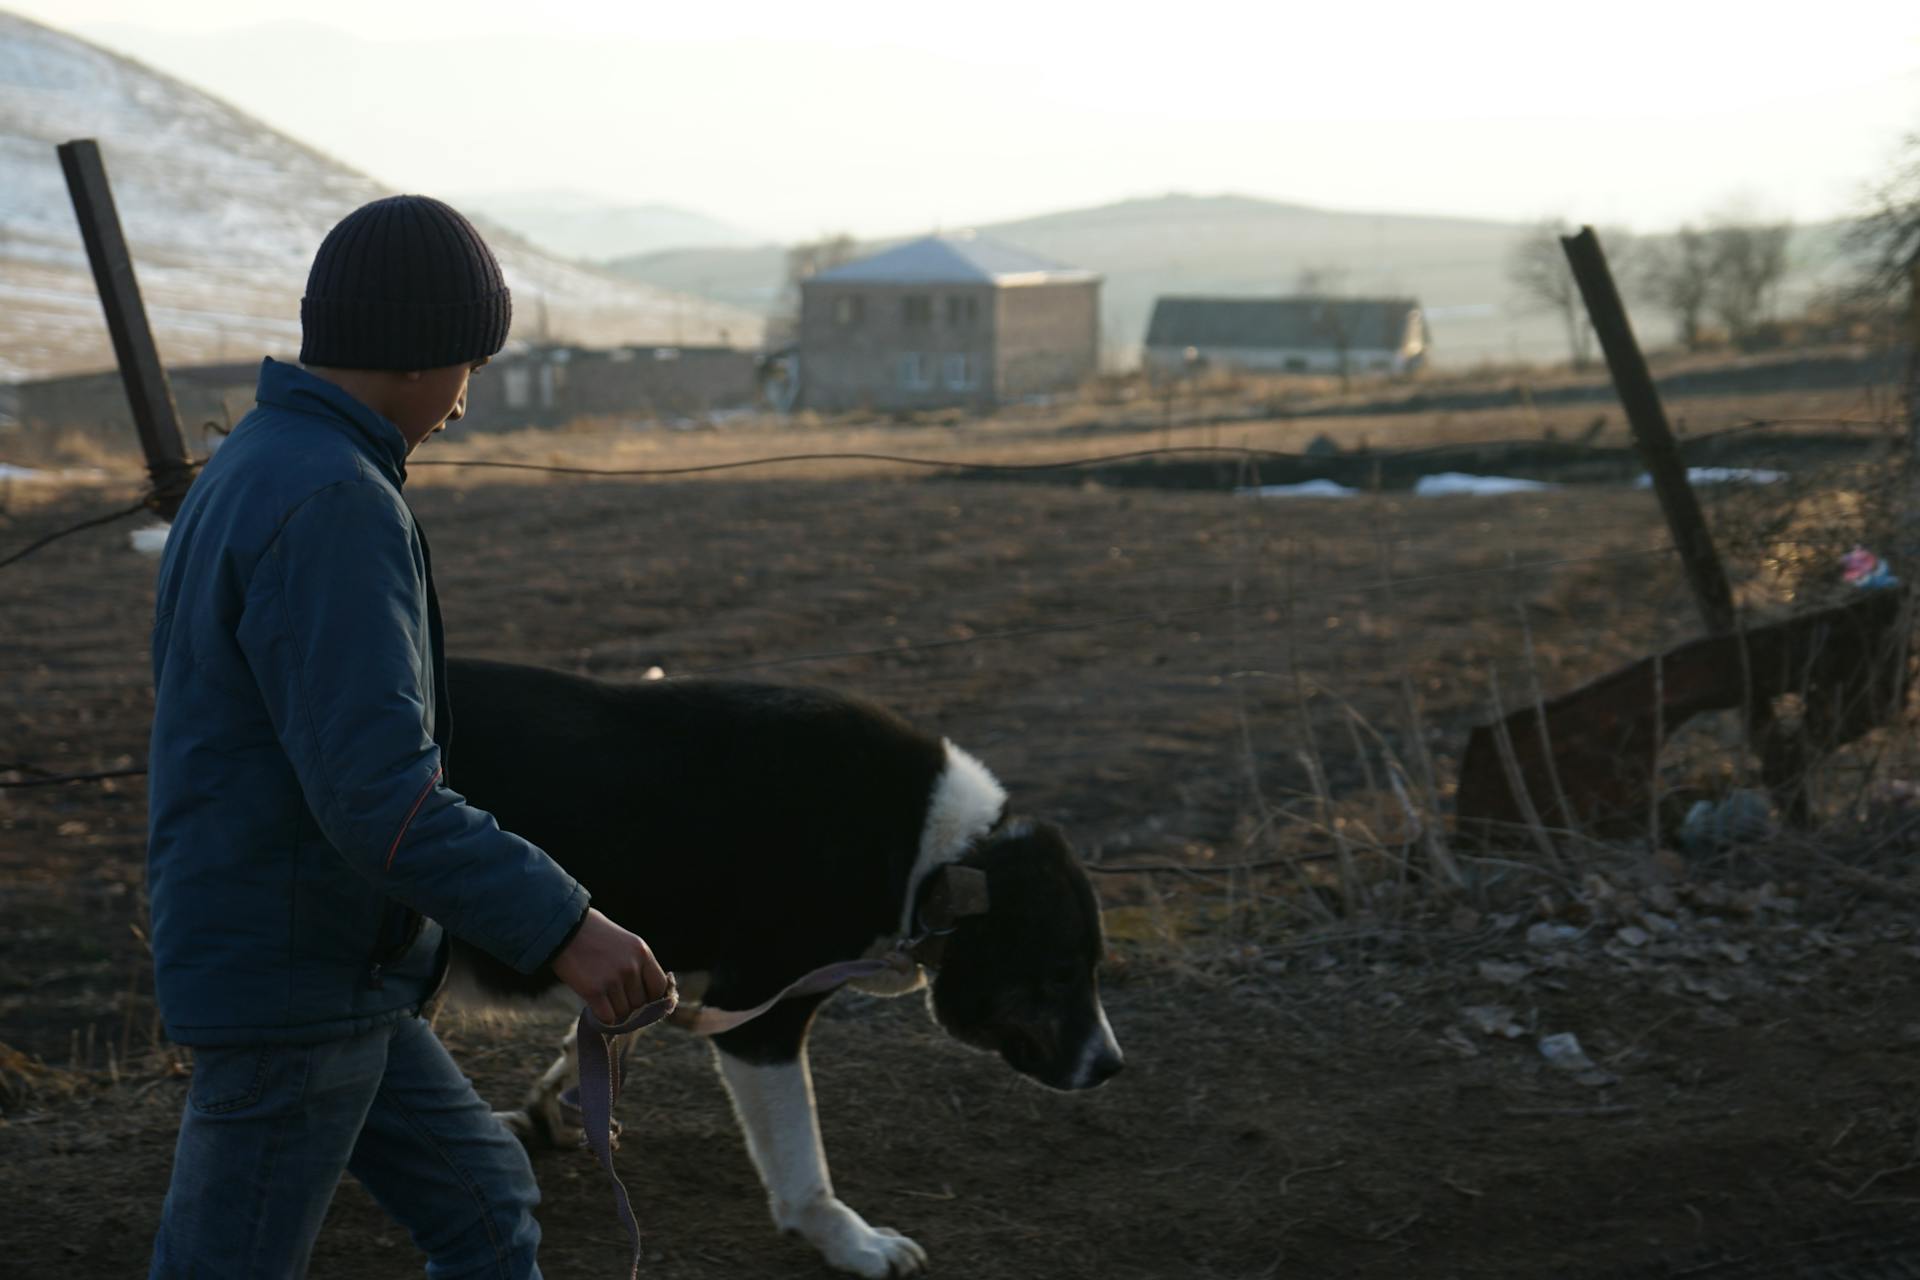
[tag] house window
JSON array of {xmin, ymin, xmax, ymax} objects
[
  {"xmin": 944, "ymin": 295, "xmax": 979, "ymax": 327},
  {"xmin": 503, "ymin": 365, "xmax": 532, "ymax": 409},
  {"xmin": 834, "ymin": 295, "xmax": 865, "ymax": 326},
  {"xmin": 943, "ymin": 354, "xmax": 977, "ymax": 390},
  {"xmin": 898, "ymin": 353, "xmax": 931, "ymax": 390},
  {"xmin": 901, "ymin": 295, "xmax": 933, "ymax": 328}
]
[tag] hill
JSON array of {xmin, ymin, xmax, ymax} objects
[
  {"xmin": 0, "ymin": 13, "xmax": 762, "ymax": 383},
  {"xmin": 452, "ymin": 189, "xmax": 767, "ymax": 263}
]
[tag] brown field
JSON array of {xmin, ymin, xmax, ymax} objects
[{"xmin": 7, "ymin": 363, "xmax": 1920, "ymax": 1277}]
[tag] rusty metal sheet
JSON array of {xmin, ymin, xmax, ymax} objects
[{"xmin": 1456, "ymin": 587, "xmax": 1912, "ymax": 844}]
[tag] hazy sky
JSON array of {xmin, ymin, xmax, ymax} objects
[{"xmin": 15, "ymin": 0, "xmax": 1920, "ymax": 241}]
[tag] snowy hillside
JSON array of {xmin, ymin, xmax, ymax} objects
[{"xmin": 0, "ymin": 12, "xmax": 761, "ymax": 383}]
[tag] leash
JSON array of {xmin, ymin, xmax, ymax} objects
[
  {"xmin": 574, "ymin": 985, "xmax": 680, "ymax": 1280},
  {"xmin": 569, "ymin": 865, "xmax": 990, "ymax": 1274},
  {"xmin": 678, "ymin": 863, "xmax": 992, "ymax": 1036},
  {"xmin": 674, "ymin": 949, "xmax": 917, "ymax": 1036}
]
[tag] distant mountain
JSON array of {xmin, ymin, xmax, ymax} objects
[
  {"xmin": 453, "ymin": 189, "xmax": 768, "ymax": 263},
  {"xmin": 608, "ymin": 193, "xmax": 1850, "ymax": 368},
  {"xmin": 0, "ymin": 13, "xmax": 761, "ymax": 383},
  {"xmin": 609, "ymin": 244, "xmax": 794, "ymax": 315}
]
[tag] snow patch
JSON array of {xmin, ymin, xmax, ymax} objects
[
  {"xmin": 1238, "ymin": 479, "xmax": 1360, "ymax": 499},
  {"xmin": 0, "ymin": 463, "xmax": 107, "ymax": 482},
  {"xmin": 1634, "ymin": 467, "xmax": 1786, "ymax": 489},
  {"xmin": 1414, "ymin": 473, "xmax": 1556, "ymax": 497},
  {"xmin": 129, "ymin": 524, "xmax": 170, "ymax": 556}
]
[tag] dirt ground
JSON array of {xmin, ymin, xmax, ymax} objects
[{"xmin": 7, "ymin": 372, "xmax": 1920, "ymax": 1277}]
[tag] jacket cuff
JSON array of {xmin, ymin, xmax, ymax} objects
[
  {"xmin": 541, "ymin": 903, "xmax": 594, "ymax": 972},
  {"xmin": 511, "ymin": 882, "xmax": 592, "ymax": 974}
]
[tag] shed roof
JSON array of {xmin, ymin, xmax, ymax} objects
[
  {"xmin": 1146, "ymin": 296, "xmax": 1419, "ymax": 352},
  {"xmin": 810, "ymin": 232, "xmax": 1097, "ymax": 286}
]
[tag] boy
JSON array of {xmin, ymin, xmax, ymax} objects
[{"xmin": 146, "ymin": 195, "xmax": 667, "ymax": 1278}]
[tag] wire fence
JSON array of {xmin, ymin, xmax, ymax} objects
[{"xmin": 4, "ymin": 407, "xmax": 1915, "ymax": 929}]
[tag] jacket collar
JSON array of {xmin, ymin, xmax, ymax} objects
[{"xmin": 253, "ymin": 358, "xmax": 410, "ymax": 487}]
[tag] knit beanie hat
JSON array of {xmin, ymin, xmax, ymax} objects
[{"xmin": 299, "ymin": 195, "xmax": 512, "ymax": 370}]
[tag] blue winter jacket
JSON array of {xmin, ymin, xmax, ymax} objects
[{"xmin": 147, "ymin": 359, "xmax": 589, "ymax": 1046}]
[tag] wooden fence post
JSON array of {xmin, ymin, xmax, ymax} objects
[
  {"xmin": 57, "ymin": 138, "xmax": 194, "ymax": 519},
  {"xmin": 1561, "ymin": 226, "xmax": 1737, "ymax": 635},
  {"xmin": 1907, "ymin": 262, "xmax": 1920, "ymax": 453}
]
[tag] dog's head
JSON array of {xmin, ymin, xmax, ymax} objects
[{"xmin": 925, "ymin": 819, "xmax": 1123, "ymax": 1091}]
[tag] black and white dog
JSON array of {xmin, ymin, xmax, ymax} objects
[{"xmin": 440, "ymin": 658, "xmax": 1122, "ymax": 1278}]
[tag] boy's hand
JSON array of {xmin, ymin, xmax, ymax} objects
[{"xmin": 552, "ymin": 908, "xmax": 672, "ymax": 1024}]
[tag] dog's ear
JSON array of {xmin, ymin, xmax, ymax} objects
[{"xmin": 920, "ymin": 864, "xmax": 990, "ymax": 933}]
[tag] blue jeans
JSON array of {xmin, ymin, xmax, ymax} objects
[{"xmin": 149, "ymin": 1015, "xmax": 541, "ymax": 1279}]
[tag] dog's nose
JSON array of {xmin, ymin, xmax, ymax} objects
[{"xmin": 1082, "ymin": 1048, "xmax": 1124, "ymax": 1088}]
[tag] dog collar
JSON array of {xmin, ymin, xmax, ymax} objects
[{"xmin": 907, "ymin": 864, "xmax": 990, "ymax": 969}]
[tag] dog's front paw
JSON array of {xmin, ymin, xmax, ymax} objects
[
  {"xmin": 495, "ymin": 1107, "xmax": 537, "ymax": 1145},
  {"xmin": 783, "ymin": 1196, "xmax": 928, "ymax": 1277},
  {"xmin": 495, "ymin": 1103, "xmax": 590, "ymax": 1152}
]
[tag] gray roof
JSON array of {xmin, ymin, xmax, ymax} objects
[
  {"xmin": 809, "ymin": 233, "xmax": 1097, "ymax": 286},
  {"xmin": 1146, "ymin": 296, "xmax": 1419, "ymax": 351}
]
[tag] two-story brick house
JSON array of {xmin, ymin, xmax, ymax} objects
[{"xmin": 797, "ymin": 233, "xmax": 1100, "ymax": 412}]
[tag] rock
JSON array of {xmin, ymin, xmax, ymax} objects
[
  {"xmin": 1539, "ymin": 1032, "xmax": 1597, "ymax": 1072},
  {"xmin": 1526, "ymin": 922, "xmax": 1584, "ymax": 948},
  {"xmin": 1678, "ymin": 789, "xmax": 1775, "ymax": 853},
  {"xmin": 1477, "ymin": 960, "xmax": 1533, "ymax": 986},
  {"xmin": 1462, "ymin": 1005, "xmax": 1525, "ymax": 1038}
]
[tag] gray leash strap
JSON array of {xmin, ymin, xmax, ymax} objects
[
  {"xmin": 676, "ymin": 952, "xmax": 910, "ymax": 1037},
  {"xmin": 575, "ymin": 985, "xmax": 680, "ymax": 1279}
]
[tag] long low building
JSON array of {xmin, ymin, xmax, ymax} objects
[
  {"xmin": 1145, "ymin": 296, "xmax": 1427, "ymax": 377},
  {"xmin": 5, "ymin": 344, "xmax": 763, "ymax": 440},
  {"xmin": 460, "ymin": 344, "xmax": 760, "ymax": 429}
]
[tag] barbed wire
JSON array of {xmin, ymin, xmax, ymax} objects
[
  {"xmin": 407, "ymin": 416, "xmax": 1894, "ymax": 481},
  {"xmin": 0, "ymin": 494, "xmax": 153, "ymax": 572},
  {"xmin": 1, "ymin": 410, "xmax": 1895, "ymax": 786},
  {"xmin": 0, "ymin": 764, "xmax": 147, "ymax": 789},
  {"xmin": 2, "ymin": 414, "xmax": 1891, "ymax": 575}
]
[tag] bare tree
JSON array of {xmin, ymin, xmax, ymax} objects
[
  {"xmin": 1293, "ymin": 265, "xmax": 1348, "ymax": 296},
  {"xmin": 1508, "ymin": 220, "xmax": 1592, "ymax": 367},
  {"xmin": 1705, "ymin": 216, "xmax": 1793, "ymax": 345},
  {"xmin": 1848, "ymin": 128, "xmax": 1920, "ymax": 304},
  {"xmin": 1846, "ymin": 128, "xmax": 1920, "ymax": 439},
  {"xmin": 1642, "ymin": 224, "xmax": 1717, "ymax": 351},
  {"xmin": 785, "ymin": 234, "xmax": 859, "ymax": 293},
  {"xmin": 1296, "ymin": 266, "xmax": 1354, "ymax": 389},
  {"xmin": 767, "ymin": 233, "xmax": 859, "ymax": 346}
]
